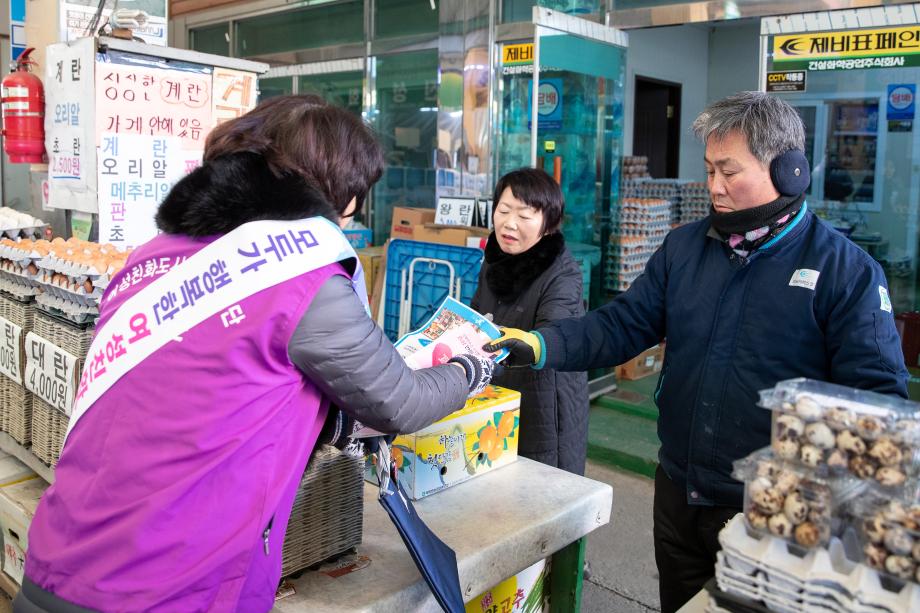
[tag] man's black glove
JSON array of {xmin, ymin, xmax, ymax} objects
[
  {"xmin": 448, "ymin": 353, "xmax": 495, "ymax": 396},
  {"xmin": 482, "ymin": 327, "xmax": 543, "ymax": 368}
]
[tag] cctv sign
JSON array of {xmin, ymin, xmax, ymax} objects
[{"xmin": 766, "ymin": 71, "xmax": 806, "ymax": 93}]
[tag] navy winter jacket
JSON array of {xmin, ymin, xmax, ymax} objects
[{"xmin": 538, "ymin": 205, "xmax": 908, "ymax": 507}]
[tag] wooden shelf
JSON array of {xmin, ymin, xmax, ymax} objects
[{"xmin": 0, "ymin": 433, "xmax": 53, "ymax": 485}]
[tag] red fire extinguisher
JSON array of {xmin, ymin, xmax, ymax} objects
[{"xmin": 1, "ymin": 48, "xmax": 45, "ymax": 164}]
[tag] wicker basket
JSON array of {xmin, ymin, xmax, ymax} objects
[
  {"xmin": 0, "ymin": 294, "xmax": 35, "ymax": 330},
  {"xmin": 33, "ymin": 311, "xmax": 94, "ymax": 361},
  {"xmin": 0, "ymin": 295, "xmax": 36, "ymax": 443},
  {"xmin": 281, "ymin": 445, "xmax": 365, "ymax": 576},
  {"xmin": 31, "ymin": 398, "xmax": 68, "ymax": 467}
]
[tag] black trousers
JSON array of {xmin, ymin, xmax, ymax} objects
[{"xmin": 653, "ymin": 465, "xmax": 739, "ymax": 613}]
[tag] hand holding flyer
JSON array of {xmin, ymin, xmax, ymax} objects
[{"xmin": 394, "ymin": 297, "xmax": 508, "ymax": 370}]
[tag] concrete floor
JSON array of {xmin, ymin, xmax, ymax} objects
[{"xmin": 582, "ymin": 461, "xmax": 661, "ymax": 613}]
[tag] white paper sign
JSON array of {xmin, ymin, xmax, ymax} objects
[
  {"xmin": 25, "ymin": 333, "xmax": 79, "ymax": 415},
  {"xmin": 0, "ymin": 316, "xmax": 23, "ymax": 384},
  {"xmin": 97, "ymin": 133, "xmax": 199, "ymax": 249},
  {"xmin": 435, "ymin": 197, "xmax": 476, "ymax": 226},
  {"xmin": 45, "ymin": 38, "xmax": 96, "ymax": 213}
]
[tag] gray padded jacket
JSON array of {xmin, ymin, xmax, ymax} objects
[{"xmin": 289, "ymin": 274, "xmax": 469, "ymax": 434}]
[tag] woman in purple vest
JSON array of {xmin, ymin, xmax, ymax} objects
[{"xmin": 16, "ymin": 95, "xmax": 493, "ymax": 613}]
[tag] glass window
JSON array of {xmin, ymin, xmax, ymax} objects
[
  {"xmin": 189, "ymin": 23, "xmax": 230, "ymax": 57},
  {"xmin": 370, "ymin": 50, "xmax": 440, "ymax": 240},
  {"xmin": 299, "ymin": 72, "xmax": 364, "ymax": 115},
  {"xmin": 257, "ymin": 77, "xmax": 294, "ymax": 101},
  {"xmin": 235, "ymin": 1, "xmax": 364, "ymax": 58},
  {"xmin": 376, "ymin": 0, "xmax": 438, "ymax": 39},
  {"xmin": 501, "ymin": 0, "xmax": 600, "ymax": 23},
  {"xmin": 772, "ymin": 62, "xmax": 920, "ymax": 316}
]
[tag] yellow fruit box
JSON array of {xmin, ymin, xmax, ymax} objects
[{"xmin": 366, "ymin": 385, "xmax": 521, "ymax": 500}]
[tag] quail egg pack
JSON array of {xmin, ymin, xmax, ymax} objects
[
  {"xmin": 733, "ymin": 448, "xmax": 833, "ymax": 550},
  {"xmin": 856, "ymin": 499, "xmax": 920, "ymax": 587},
  {"xmin": 761, "ymin": 379, "xmax": 920, "ymax": 487}
]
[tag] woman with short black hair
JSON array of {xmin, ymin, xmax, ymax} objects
[{"xmin": 473, "ymin": 168, "xmax": 590, "ymax": 474}]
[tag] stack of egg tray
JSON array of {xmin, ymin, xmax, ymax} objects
[
  {"xmin": 0, "ymin": 295, "xmax": 36, "ymax": 443},
  {"xmin": 33, "ymin": 311, "xmax": 94, "ymax": 359},
  {"xmin": 716, "ymin": 513, "xmax": 920, "ymax": 612},
  {"xmin": 1, "ymin": 378, "xmax": 34, "ymax": 444},
  {"xmin": 31, "ymin": 398, "xmax": 68, "ymax": 466},
  {"xmin": 281, "ymin": 445, "xmax": 365, "ymax": 577}
]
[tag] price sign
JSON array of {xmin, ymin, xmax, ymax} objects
[
  {"xmin": 25, "ymin": 333, "xmax": 78, "ymax": 415},
  {"xmin": 0, "ymin": 316, "xmax": 22, "ymax": 384},
  {"xmin": 435, "ymin": 197, "xmax": 476, "ymax": 226}
]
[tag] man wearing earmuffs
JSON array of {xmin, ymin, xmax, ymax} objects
[{"xmin": 484, "ymin": 91, "xmax": 908, "ymax": 612}]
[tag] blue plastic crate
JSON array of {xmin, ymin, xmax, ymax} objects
[{"xmin": 383, "ymin": 239, "xmax": 484, "ymax": 342}]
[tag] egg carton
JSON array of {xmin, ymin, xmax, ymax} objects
[
  {"xmin": 761, "ymin": 378, "xmax": 920, "ymax": 488},
  {"xmin": 0, "ymin": 261, "xmax": 40, "ymax": 283},
  {"xmin": 35, "ymin": 293, "xmax": 98, "ymax": 326},
  {"xmin": 719, "ymin": 513, "xmax": 920, "ymax": 612},
  {"xmin": 0, "ymin": 226, "xmax": 46, "ymax": 240},
  {"xmin": 0, "ymin": 275, "xmax": 40, "ymax": 301},
  {"xmin": 34, "ymin": 275, "xmax": 102, "ymax": 308},
  {"xmin": 36, "ymin": 255, "xmax": 108, "ymax": 279},
  {"xmin": 0, "ymin": 245, "xmax": 40, "ymax": 267}
]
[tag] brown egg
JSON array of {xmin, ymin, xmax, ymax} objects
[{"xmin": 83, "ymin": 279, "xmax": 93, "ymax": 293}]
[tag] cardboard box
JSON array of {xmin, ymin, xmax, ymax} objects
[
  {"xmin": 413, "ymin": 223, "xmax": 491, "ymax": 248},
  {"xmin": 0, "ymin": 475, "xmax": 49, "ymax": 585},
  {"xmin": 366, "ymin": 385, "xmax": 521, "ymax": 499},
  {"xmin": 391, "ymin": 206, "xmax": 435, "ymax": 240},
  {"xmin": 357, "ymin": 245, "xmax": 385, "ymax": 300},
  {"xmin": 616, "ymin": 344, "xmax": 665, "ymax": 381}
]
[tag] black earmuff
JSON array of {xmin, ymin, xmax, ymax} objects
[{"xmin": 769, "ymin": 149, "xmax": 811, "ymax": 197}]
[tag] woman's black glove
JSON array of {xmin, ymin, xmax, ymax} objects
[{"xmin": 448, "ymin": 353, "xmax": 495, "ymax": 396}]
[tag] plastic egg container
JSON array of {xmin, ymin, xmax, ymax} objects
[
  {"xmin": 0, "ymin": 207, "xmax": 45, "ymax": 238},
  {"xmin": 733, "ymin": 448, "xmax": 834, "ymax": 550},
  {"xmin": 760, "ymin": 378, "xmax": 920, "ymax": 487},
  {"xmin": 855, "ymin": 497, "xmax": 920, "ymax": 587}
]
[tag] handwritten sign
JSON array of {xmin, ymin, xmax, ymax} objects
[
  {"xmin": 212, "ymin": 68, "xmax": 257, "ymax": 127},
  {"xmin": 95, "ymin": 62, "xmax": 213, "ymax": 149},
  {"xmin": 45, "ymin": 38, "xmax": 96, "ymax": 213},
  {"xmin": 25, "ymin": 333, "xmax": 79, "ymax": 415},
  {"xmin": 435, "ymin": 197, "xmax": 476, "ymax": 226},
  {"xmin": 4, "ymin": 537, "xmax": 24, "ymax": 585},
  {"xmin": 97, "ymin": 133, "xmax": 201, "ymax": 249},
  {"xmin": 0, "ymin": 316, "xmax": 23, "ymax": 384}
]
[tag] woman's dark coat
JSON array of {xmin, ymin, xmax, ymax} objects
[{"xmin": 472, "ymin": 232, "xmax": 590, "ymax": 475}]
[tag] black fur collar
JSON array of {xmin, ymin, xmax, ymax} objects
[
  {"xmin": 156, "ymin": 152, "xmax": 339, "ymax": 237},
  {"xmin": 484, "ymin": 232, "xmax": 565, "ymax": 302}
]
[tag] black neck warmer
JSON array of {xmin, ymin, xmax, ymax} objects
[
  {"xmin": 710, "ymin": 193, "xmax": 805, "ymax": 236},
  {"xmin": 484, "ymin": 231, "xmax": 565, "ymax": 302}
]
